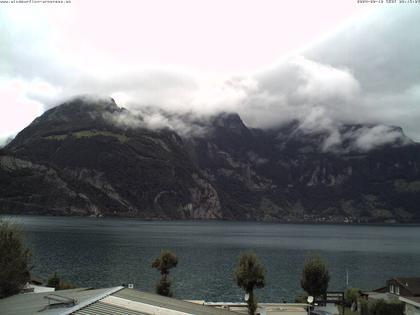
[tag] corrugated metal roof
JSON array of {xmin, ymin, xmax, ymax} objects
[
  {"xmin": 0, "ymin": 287, "xmax": 120, "ymax": 315},
  {"xmin": 74, "ymin": 301, "xmax": 149, "ymax": 315},
  {"xmin": 109, "ymin": 289, "xmax": 238, "ymax": 315},
  {"xmin": 0, "ymin": 286, "xmax": 240, "ymax": 315},
  {"xmin": 74, "ymin": 288, "xmax": 239, "ymax": 315}
]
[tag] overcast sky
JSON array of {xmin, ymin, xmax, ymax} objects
[{"xmin": 1, "ymin": 0, "xmax": 419, "ymax": 147}]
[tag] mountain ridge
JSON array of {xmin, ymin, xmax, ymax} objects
[{"xmin": 1, "ymin": 96, "xmax": 420, "ymax": 223}]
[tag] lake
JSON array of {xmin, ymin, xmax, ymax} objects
[{"xmin": 4, "ymin": 215, "xmax": 420, "ymax": 302}]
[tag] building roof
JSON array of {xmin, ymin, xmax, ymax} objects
[
  {"xmin": 392, "ymin": 277, "xmax": 420, "ymax": 296},
  {"xmin": 0, "ymin": 287, "xmax": 120, "ymax": 315},
  {"xmin": 0, "ymin": 286, "xmax": 313, "ymax": 315},
  {"xmin": 372, "ymin": 286, "xmax": 387, "ymax": 293},
  {"xmin": 399, "ymin": 296, "xmax": 420, "ymax": 308},
  {"xmin": 73, "ymin": 300, "xmax": 150, "ymax": 315},
  {"xmin": 74, "ymin": 288, "xmax": 239, "ymax": 315},
  {"xmin": 0, "ymin": 286, "xmax": 240, "ymax": 315},
  {"xmin": 363, "ymin": 292, "xmax": 400, "ymax": 302}
]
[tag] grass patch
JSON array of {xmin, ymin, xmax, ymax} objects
[
  {"xmin": 45, "ymin": 134, "xmax": 68, "ymax": 140},
  {"xmin": 73, "ymin": 130, "xmax": 128, "ymax": 142},
  {"xmin": 45, "ymin": 130, "xmax": 129, "ymax": 143}
]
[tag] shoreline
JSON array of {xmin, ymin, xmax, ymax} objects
[{"xmin": 2, "ymin": 213, "xmax": 420, "ymax": 227}]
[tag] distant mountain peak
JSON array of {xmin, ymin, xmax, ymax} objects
[
  {"xmin": 48, "ymin": 95, "xmax": 120, "ymax": 115},
  {"xmin": 209, "ymin": 112, "xmax": 249, "ymax": 136},
  {"xmin": 7, "ymin": 96, "xmax": 124, "ymax": 150}
]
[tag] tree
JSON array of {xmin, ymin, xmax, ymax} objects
[
  {"xmin": 0, "ymin": 219, "xmax": 31, "ymax": 298},
  {"xmin": 152, "ymin": 250, "xmax": 178, "ymax": 297},
  {"xmin": 234, "ymin": 251, "xmax": 266, "ymax": 315},
  {"xmin": 300, "ymin": 253, "xmax": 330, "ymax": 299}
]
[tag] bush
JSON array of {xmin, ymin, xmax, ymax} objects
[
  {"xmin": 345, "ymin": 288, "xmax": 360, "ymax": 307},
  {"xmin": 0, "ymin": 219, "xmax": 31, "ymax": 298},
  {"xmin": 360, "ymin": 299, "xmax": 369, "ymax": 315},
  {"xmin": 300, "ymin": 253, "xmax": 330, "ymax": 299},
  {"xmin": 370, "ymin": 299, "xmax": 404, "ymax": 315}
]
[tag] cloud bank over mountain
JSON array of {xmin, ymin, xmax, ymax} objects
[{"xmin": 0, "ymin": 6, "xmax": 419, "ymax": 150}]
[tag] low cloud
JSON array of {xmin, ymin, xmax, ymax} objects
[
  {"xmin": 0, "ymin": 55, "xmax": 412, "ymax": 152},
  {"xmin": 1, "ymin": 7, "xmax": 419, "ymax": 152},
  {"xmin": 243, "ymin": 56, "xmax": 360, "ymax": 129},
  {"xmin": 0, "ymin": 134, "xmax": 15, "ymax": 149},
  {"xmin": 350, "ymin": 125, "xmax": 411, "ymax": 152},
  {"xmin": 103, "ymin": 107, "xmax": 210, "ymax": 137},
  {"xmin": 97, "ymin": 56, "xmax": 364, "ymax": 143}
]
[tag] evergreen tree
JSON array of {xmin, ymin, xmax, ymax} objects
[
  {"xmin": 300, "ymin": 254, "xmax": 330, "ymax": 299},
  {"xmin": 152, "ymin": 250, "xmax": 178, "ymax": 297},
  {"xmin": 0, "ymin": 219, "xmax": 31, "ymax": 298},
  {"xmin": 235, "ymin": 251, "xmax": 266, "ymax": 315}
]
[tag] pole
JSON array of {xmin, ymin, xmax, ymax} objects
[{"xmin": 346, "ymin": 269, "xmax": 349, "ymax": 286}]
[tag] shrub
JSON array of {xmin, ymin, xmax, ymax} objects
[
  {"xmin": 0, "ymin": 219, "xmax": 31, "ymax": 298},
  {"xmin": 300, "ymin": 253, "xmax": 330, "ymax": 299},
  {"xmin": 360, "ymin": 299, "xmax": 369, "ymax": 315},
  {"xmin": 345, "ymin": 288, "xmax": 360, "ymax": 307},
  {"xmin": 370, "ymin": 299, "xmax": 404, "ymax": 315}
]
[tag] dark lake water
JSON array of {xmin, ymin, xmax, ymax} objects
[{"xmin": 4, "ymin": 215, "xmax": 420, "ymax": 302}]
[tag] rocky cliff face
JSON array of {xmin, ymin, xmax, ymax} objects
[{"xmin": 1, "ymin": 96, "xmax": 420, "ymax": 222}]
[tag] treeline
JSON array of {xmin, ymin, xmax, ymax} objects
[{"xmin": 150, "ymin": 249, "xmax": 329, "ymax": 315}]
